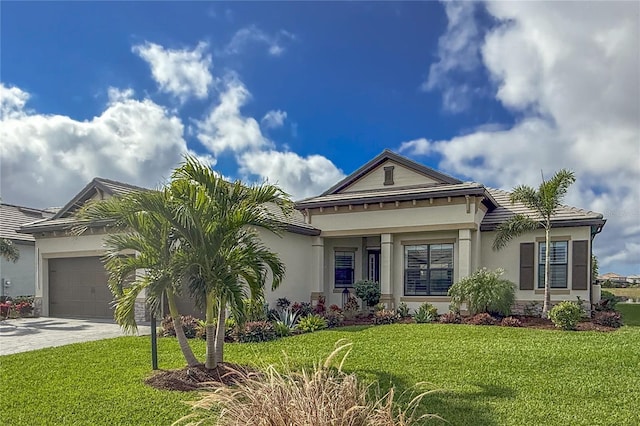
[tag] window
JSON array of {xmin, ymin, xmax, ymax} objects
[
  {"xmin": 538, "ymin": 241, "xmax": 568, "ymax": 288},
  {"xmin": 384, "ymin": 166, "xmax": 394, "ymax": 185},
  {"xmin": 404, "ymin": 244, "xmax": 454, "ymax": 296},
  {"xmin": 335, "ymin": 251, "xmax": 355, "ymax": 288}
]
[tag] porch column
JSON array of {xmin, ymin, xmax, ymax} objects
[
  {"xmin": 380, "ymin": 233, "xmax": 394, "ymax": 308},
  {"xmin": 458, "ymin": 229, "xmax": 472, "ymax": 280},
  {"xmin": 310, "ymin": 236, "xmax": 325, "ymax": 303}
]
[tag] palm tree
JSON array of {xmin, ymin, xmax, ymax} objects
[
  {"xmin": 77, "ymin": 189, "xmax": 200, "ymax": 367},
  {"xmin": 169, "ymin": 156, "xmax": 292, "ymax": 369},
  {"xmin": 492, "ymin": 169, "xmax": 576, "ymax": 316},
  {"xmin": 1, "ymin": 238, "xmax": 20, "ymax": 262}
]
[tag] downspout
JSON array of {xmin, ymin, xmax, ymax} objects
[{"xmin": 589, "ymin": 222, "xmax": 605, "ymax": 308}]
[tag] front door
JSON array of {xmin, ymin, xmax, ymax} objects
[{"xmin": 368, "ymin": 250, "xmax": 380, "ymax": 283}]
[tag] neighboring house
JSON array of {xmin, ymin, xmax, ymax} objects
[
  {"xmin": 1, "ymin": 203, "xmax": 54, "ymax": 299},
  {"xmin": 627, "ymin": 275, "xmax": 640, "ymax": 285},
  {"xmin": 20, "ymin": 151, "xmax": 606, "ymax": 319},
  {"xmin": 597, "ymin": 272, "xmax": 640, "ymax": 286}
]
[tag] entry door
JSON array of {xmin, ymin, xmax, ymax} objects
[{"xmin": 368, "ymin": 250, "xmax": 380, "ymax": 283}]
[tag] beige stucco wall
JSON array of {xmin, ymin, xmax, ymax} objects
[
  {"xmin": 322, "ymin": 237, "xmax": 364, "ymax": 307},
  {"xmin": 342, "ymin": 161, "xmax": 438, "ymax": 193},
  {"xmin": 481, "ymin": 226, "xmax": 592, "ymax": 306},
  {"xmin": 0, "ymin": 241, "xmax": 37, "ymax": 298}
]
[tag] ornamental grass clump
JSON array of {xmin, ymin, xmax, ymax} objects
[
  {"xmin": 174, "ymin": 341, "xmax": 439, "ymax": 426},
  {"xmin": 448, "ymin": 268, "xmax": 515, "ymax": 316}
]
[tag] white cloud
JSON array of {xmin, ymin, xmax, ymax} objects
[
  {"xmin": 132, "ymin": 41, "xmax": 213, "ymax": 102},
  {"xmin": 0, "ymin": 83, "xmax": 191, "ymax": 208},
  {"xmin": 261, "ymin": 110, "xmax": 287, "ymax": 129},
  {"xmin": 411, "ymin": 1, "xmax": 640, "ymax": 273},
  {"xmin": 0, "ymin": 84, "xmax": 30, "ymax": 119},
  {"xmin": 225, "ymin": 25, "xmax": 296, "ymax": 57},
  {"xmin": 399, "ymin": 138, "xmax": 432, "ymax": 156},
  {"xmin": 238, "ymin": 150, "xmax": 345, "ymax": 200},
  {"xmin": 196, "ymin": 77, "xmax": 271, "ymax": 154}
]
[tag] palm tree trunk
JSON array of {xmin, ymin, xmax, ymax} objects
[
  {"xmin": 166, "ymin": 292, "xmax": 200, "ymax": 367},
  {"xmin": 542, "ymin": 224, "xmax": 551, "ymax": 317},
  {"xmin": 205, "ymin": 292, "xmax": 217, "ymax": 370},
  {"xmin": 214, "ymin": 297, "xmax": 226, "ymax": 365}
]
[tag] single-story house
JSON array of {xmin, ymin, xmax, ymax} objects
[
  {"xmin": 1, "ymin": 203, "xmax": 54, "ymax": 299},
  {"xmin": 20, "ymin": 150, "xmax": 606, "ymax": 320}
]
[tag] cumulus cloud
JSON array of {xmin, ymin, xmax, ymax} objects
[
  {"xmin": 0, "ymin": 84, "xmax": 30, "ymax": 119},
  {"xmin": 261, "ymin": 110, "xmax": 287, "ymax": 129},
  {"xmin": 132, "ymin": 41, "xmax": 213, "ymax": 102},
  {"xmin": 225, "ymin": 25, "xmax": 296, "ymax": 56},
  {"xmin": 0, "ymin": 83, "xmax": 190, "ymax": 208},
  {"xmin": 410, "ymin": 1, "xmax": 640, "ymax": 272},
  {"xmin": 196, "ymin": 77, "xmax": 271, "ymax": 154},
  {"xmin": 238, "ymin": 150, "xmax": 345, "ymax": 199}
]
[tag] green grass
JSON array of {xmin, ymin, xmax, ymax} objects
[
  {"xmin": 1, "ymin": 324, "xmax": 639, "ymax": 425},
  {"xmin": 605, "ymin": 287, "xmax": 640, "ymax": 299},
  {"xmin": 617, "ymin": 303, "xmax": 640, "ymax": 326}
]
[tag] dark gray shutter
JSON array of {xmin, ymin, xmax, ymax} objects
[
  {"xmin": 519, "ymin": 243, "xmax": 534, "ymax": 290},
  {"xmin": 572, "ymin": 240, "xmax": 589, "ymax": 290}
]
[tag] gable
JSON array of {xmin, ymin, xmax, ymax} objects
[
  {"xmin": 321, "ymin": 149, "xmax": 462, "ymax": 196},
  {"xmin": 341, "ymin": 160, "xmax": 440, "ymax": 193}
]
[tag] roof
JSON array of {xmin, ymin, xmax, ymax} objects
[
  {"xmin": 20, "ymin": 177, "xmax": 320, "ymax": 237},
  {"xmin": 0, "ymin": 203, "xmax": 54, "ymax": 243},
  {"xmin": 321, "ymin": 149, "xmax": 462, "ymax": 196},
  {"xmin": 480, "ymin": 188, "xmax": 606, "ymax": 231},
  {"xmin": 296, "ymin": 182, "xmax": 497, "ymax": 209}
]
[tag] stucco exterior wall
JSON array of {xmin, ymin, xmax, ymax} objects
[
  {"xmin": 0, "ymin": 242, "xmax": 36, "ymax": 298},
  {"xmin": 481, "ymin": 226, "xmax": 592, "ymax": 308},
  {"xmin": 342, "ymin": 161, "xmax": 438, "ymax": 193},
  {"xmin": 322, "ymin": 237, "xmax": 364, "ymax": 308}
]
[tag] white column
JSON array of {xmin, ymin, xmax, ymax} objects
[
  {"xmin": 310, "ymin": 236, "xmax": 325, "ymax": 303},
  {"xmin": 380, "ymin": 233, "xmax": 394, "ymax": 308},
  {"xmin": 458, "ymin": 229, "xmax": 472, "ymax": 280}
]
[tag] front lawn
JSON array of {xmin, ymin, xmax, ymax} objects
[
  {"xmin": 617, "ymin": 303, "xmax": 640, "ymax": 326},
  {"xmin": 1, "ymin": 324, "xmax": 639, "ymax": 425}
]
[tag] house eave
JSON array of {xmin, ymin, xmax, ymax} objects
[{"xmin": 480, "ymin": 218, "xmax": 607, "ymax": 232}]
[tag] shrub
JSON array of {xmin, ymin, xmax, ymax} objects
[
  {"xmin": 548, "ymin": 301, "xmax": 583, "ymax": 330},
  {"xmin": 343, "ymin": 296, "xmax": 360, "ymax": 319},
  {"xmin": 160, "ymin": 315, "xmax": 201, "ymax": 338},
  {"xmin": 592, "ymin": 311, "xmax": 623, "ymax": 328},
  {"xmin": 438, "ymin": 312, "xmax": 462, "ymax": 324},
  {"xmin": 273, "ymin": 321, "xmax": 291, "ymax": 337},
  {"xmin": 374, "ymin": 302, "xmax": 385, "ymax": 312},
  {"xmin": 176, "ymin": 342, "xmax": 437, "ymax": 426},
  {"xmin": 373, "ymin": 309, "xmax": 399, "ymax": 325},
  {"xmin": 276, "ymin": 297, "xmax": 291, "ymax": 311},
  {"xmin": 501, "ymin": 316, "xmax": 523, "ymax": 327},
  {"xmin": 354, "ymin": 279, "xmax": 381, "ymax": 307},
  {"xmin": 313, "ymin": 295, "xmax": 327, "ymax": 315},
  {"xmin": 396, "ymin": 302, "xmax": 411, "ymax": 319},
  {"xmin": 0, "ymin": 302, "xmax": 12, "ymax": 319},
  {"xmin": 244, "ymin": 298, "xmax": 269, "ymax": 322},
  {"xmin": 595, "ymin": 290, "xmax": 618, "ymax": 312},
  {"xmin": 324, "ymin": 310, "xmax": 344, "ymax": 328},
  {"xmin": 271, "ymin": 307, "xmax": 299, "ymax": 329},
  {"xmin": 329, "ymin": 304, "xmax": 343, "ymax": 313},
  {"xmin": 297, "ymin": 314, "xmax": 328, "ymax": 333},
  {"xmin": 466, "ymin": 313, "xmax": 498, "ymax": 326},
  {"xmin": 292, "ymin": 301, "xmax": 313, "ymax": 317},
  {"xmin": 236, "ymin": 321, "xmax": 277, "ymax": 343},
  {"xmin": 448, "ymin": 268, "xmax": 516, "ymax": 316},
  {"xmin": 414, "ymin": 302, "xmax": 438, "ymax": 324}
]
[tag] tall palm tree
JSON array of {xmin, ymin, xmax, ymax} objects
[
  {"xmin": 1, "ymin": 238, "xmax": 20, "ymax": 262},
  {"xmin": 169, "ymin": 156, "xmax": 292, "ymax": 369},
  {"xmin": 492, "ymin": 169, "xmax": 576, "ymax": 316},
  {"xmin": 77, "ymin": 189, "xmax": 200, "ymax": 367}
]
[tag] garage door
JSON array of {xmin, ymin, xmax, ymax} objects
[{"xmin": 48, "ymin": 257, "xmax": 114, "ymax": 319}]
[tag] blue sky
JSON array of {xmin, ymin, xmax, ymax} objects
[{"xmin": 1, "ymin": 1, "xmax": 638, "ymax": 275}]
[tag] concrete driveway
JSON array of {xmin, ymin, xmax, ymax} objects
[{"xmin": 0, "ymin": 317, "xmax": 151, "ymax": 356}]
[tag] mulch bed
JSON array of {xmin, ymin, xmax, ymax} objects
[
  {"xmin": 512, "ymin": 315, "xmax": 616, "ymax": 332},
  {"xmin": 145, "ymin": 362, "xmax": 257, "ymax": 392}
]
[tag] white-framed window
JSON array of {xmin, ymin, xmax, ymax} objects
[
  {"xmin": 335, "ymin": 251, "xmax": 355, "ymax": 288},
  {"xmin": 404, "ymin": 243, "xmax": 454, "ymax": 296},
  {"xmin": 538, "ymin": 241, "xmax": 568, "ymax": 288}
]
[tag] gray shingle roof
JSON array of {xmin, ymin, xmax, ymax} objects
[
  {"xmin": 0, "ymin": 203, "xmax": 54, "ymax": 242},
  {"xmin": 480, "ymin": 188, "xmax": 605, "ymax": 231}
]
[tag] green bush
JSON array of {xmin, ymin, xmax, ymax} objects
[
  {"xmin": 396, "ymin": 302, "xmax": 411, "ymax": 319},
  {"xmin": 596, "ymin": 290, "xmax": 619, "ymax": 312},
  {"xmin": 160, "ymin": 315, "xmax": 201, "ymax": 339},
  {"xmin": 448, "ymin": 268, "xmax": 515, "ymax": 316},
  {"xmin": 549, "ymin": 301, "xmax": 582, "ymax": 330},
  {"xmin": 373, "ymin": 309, "xmax": 399, "ymax": 325},
  {"xmin": 273, "ymin": 321, "xmax": 291, "ymax": 337},
  {"xmin": 243, "ymin": 298, "xmax": 269, "ymax": 322},
  {"xmin": 354, "ymin": 280, "xmax": 381, "ymax": 307},
  {"xmin": 297, "ymin": 314, "xmax": 328, "ymax": 333},
  {"xmin": 236, "ymin": 321, "xmax": 277, "ymax": 343},
  {"xmin": 414, "ymin": 302, "xmax": 438, "ymax": 324}
]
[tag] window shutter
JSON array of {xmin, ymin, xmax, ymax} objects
[
  {"xmin": 572, "ymin": 240, "xmax": 589, "ymax": 290},
  {"xmin": 520, "ymin": 243, "xmax": 534, "ymax": 290}
]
